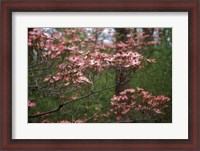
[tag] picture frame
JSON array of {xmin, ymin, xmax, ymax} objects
[{"xmin": 1, "ymin": 0, "xmax": 199, "ymax": 150}]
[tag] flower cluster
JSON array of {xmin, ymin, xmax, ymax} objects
[
  {"xmin": 28, "ymin": 100, "xmax": 36, "ymax": 108},
  {"xmin": 57, "ymin": 119, "xmax": 85, "ymax": 123},
  {"xmin": 112, "ymin": 50, "xmax": 143, "ymax": 68},
  {"xmin": 110, "ymin": 88, "xmax": 170, "ymax": 122},
  {"xmin": 28, "ymin": 28, "xmax": 158, "ymax": 61}
]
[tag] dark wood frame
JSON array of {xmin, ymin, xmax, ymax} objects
[{"xmin": 0, "ymin": 0, "xmax": 199, "ymax": 150}]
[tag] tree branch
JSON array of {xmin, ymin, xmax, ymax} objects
[{"xmin": 28, "ymin": 76, "xmax": 132, "ymax": 119}]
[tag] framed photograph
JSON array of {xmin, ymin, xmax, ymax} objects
[{"xmin": 1, "ymin": 0, "xmax": 199, "ymax": 150}]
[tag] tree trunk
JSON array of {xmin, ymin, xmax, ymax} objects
[{"xmin": 115, "ymin": 28, "xmax": 129, "ymax": 95}]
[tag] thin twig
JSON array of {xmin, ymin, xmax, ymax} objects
[{"xmin": 28, "ymin": 77, "xmax": 132, "ymax": 119}]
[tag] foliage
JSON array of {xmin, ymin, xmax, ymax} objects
[{"xmin": 28, "ymin": 28, "xmax": 172, "ymax": 123}]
